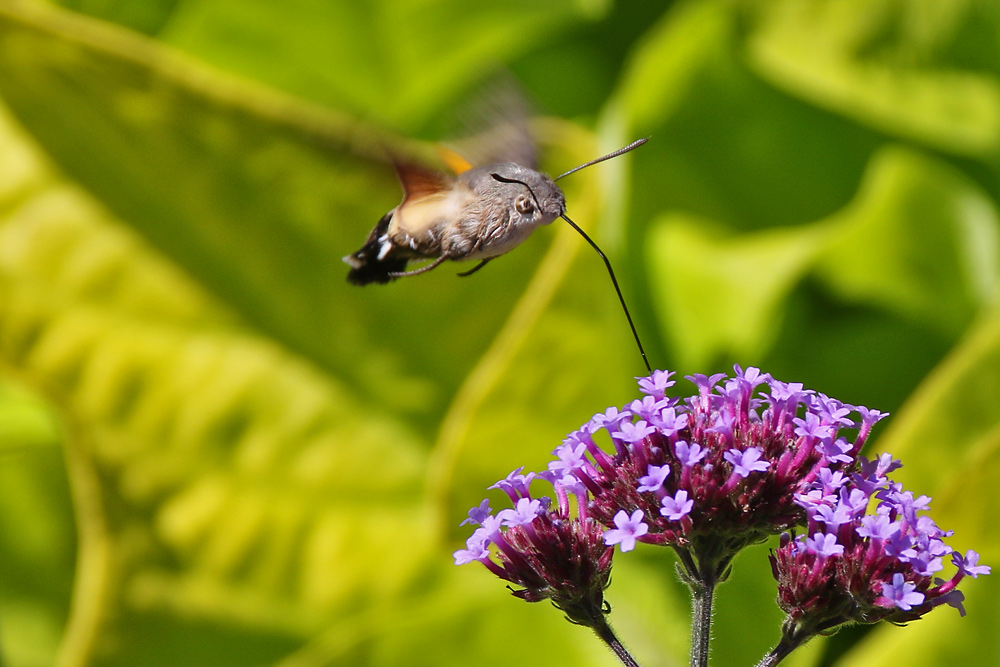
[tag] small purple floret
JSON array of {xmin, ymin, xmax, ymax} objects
[
  {"xmin": 725, "ymin": 447, "xmax": 770, "ymax": 478},
  {"xmin": 637, "ymin": 465, "xmax": 671, "ymax": 493},
  {"xmin": 636, "ymin": 370, "xmax": 676, "ymax": 398},
  {"xmin": 460, "ymin": 499, "xmax": 492, "ymax": 527},
  {"xmin": 498, "ymin": 497, "xmax": 543, "ymax": 527},
  {"xmin": 955, "ymin": 550, "xmax": 991, "ymax": 578},
  {"xmin": 660, "ymin": 490, "xmax": 693, "ymax": 521},
  {"xmin": 489, "ymin": 467, "xmax": 536, "ymax": 501},
  {"xmin": 604, "ymin": 510, "xmax": 649, "ymax": 552},
  {"xmin": 880, "ymin": 573, "xmax": 925, "ymax": 611},
  {"xmin": 453, "ymin": 530, "xmax": 491, "ymax": 565},
  {"xmin": 612, "ymin": 420, "xmax": 656, "ymax": 444}
]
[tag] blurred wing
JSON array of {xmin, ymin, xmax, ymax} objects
[
  {"xmin": 394, "ymin": 191, "xmax": 462, "ymax": 237},
  {"xmin": 443, "ymin": 77, "xmax": 537, "ymax": 169},
  {"xmin": 437, "ymin": 146, "xmax": 475, "ymax": 175},
  {"xmin": 391, "ymin": 167, "xmax": 472, "ymax": 238},
  {"xmin": 395, "ymin": 161, "xmax": 454, "ymax": 202}
]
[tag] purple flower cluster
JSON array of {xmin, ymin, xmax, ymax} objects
[
  {"xmin": 561, "ymin": 367, "xmax": 885, "ymax": 571},
  {"xmin": 453, "ymin": 468, "xmax": 613, "ymax": 626},
  {"xmin": 770, "ymin": 452, "xmax": 989, "ymax": 632},
  {"xmin": 454, "ymin": 366, "xmax": 988, "ymax": 653}
]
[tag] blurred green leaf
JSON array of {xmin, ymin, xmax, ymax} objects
[
  {"xmin": 53, "ymin": 0, "xmax": 608, "ymax": 130},
  {"xmin": 747, "ymin": 0, "xmax": 1000, "ymax": 161},
  {"xmin": 0, "ymin": 383, "xmax": 72, "ymax": 667},
  {"xmin": 616, "ymin": 0, "xmax": 881, "ymax": 233},
  {"xmin": 646, "ymin": 145, "xmax": 999, "ymax": 368},
  {"xmin": 816, "ymin": 147, "xmax": 1000, "ymax": 334},
  {"xmin": 158, "ymin": 0, "xmax": 607, "ymax": 130},
  {"xmin": 51, "ymin": 0, "xmax": 178, "ymax": 35},
  {"xmin": 0, "ymin": 97, "xmax": 430, "ymax": 664},
  {"xmin": 0, "ymin": 380, "xmax": 62, "ymax": 450},
  {"xmin": 646, "ymin": 213, "xmax": 831, "ymax": 368}
]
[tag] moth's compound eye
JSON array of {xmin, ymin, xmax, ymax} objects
[{"xmin": 515, "ymin": 195, "xmax": 534, "ymax": 215}]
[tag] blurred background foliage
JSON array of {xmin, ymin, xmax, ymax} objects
[{"xmin": 0, "ymin": 0, "xmax": 997, "ymax": 665}]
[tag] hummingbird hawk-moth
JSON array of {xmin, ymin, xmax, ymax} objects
[{"xmin": 343, "ymin": 133, "xmax": 652, "ymax": 372}]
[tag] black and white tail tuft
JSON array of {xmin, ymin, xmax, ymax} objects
[{"xmin": 343, "ymin": 212, "xmax": 408, "ymax": 285}]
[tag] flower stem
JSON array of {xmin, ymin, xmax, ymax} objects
[
  {"xmin": 755, "ymin": 624, "xmax": 811, "ymax": 667},
  {"xmin": 592, "ymin": 616, "xmax": 642, "ymax": 667},
  {"xmin": 756, "ymin": 639, "xmax": 795, "ymax": 666},
  {"xmin": 689, "ymin": 576, "xmax": 716, "ymax": 667}
]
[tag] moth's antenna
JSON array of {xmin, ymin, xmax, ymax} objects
[
  {"xmin": 560, "ymin": 212, "xmax": 651, "ymax": 374},
  {"xmin": 555, "ymin": 137, "xmax": 649, "ymax": 181}
]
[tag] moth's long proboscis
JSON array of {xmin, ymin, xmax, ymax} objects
[
  {"xmin": 491, "ymin": 137, "xmax": 654, "ymax": 372},
  {"xmin": 554, "ymin": 138, "xmax": 649, "ymax": 182},
  {"xmin": 560, "ymin": 213, "xmax": 651, "ymax": 374}
]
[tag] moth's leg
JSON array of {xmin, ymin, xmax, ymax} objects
[
  {"xmin": 456, "ymin": 259, "xmax": 492, "ymax": 277},
  {"xmin": 387, "ymin": 256, "xmax": 447, "ymax": 278}
]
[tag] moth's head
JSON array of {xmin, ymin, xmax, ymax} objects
[{"xmin": 476, "ymin": 162, "xmax": 566, "ymax": 226}]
